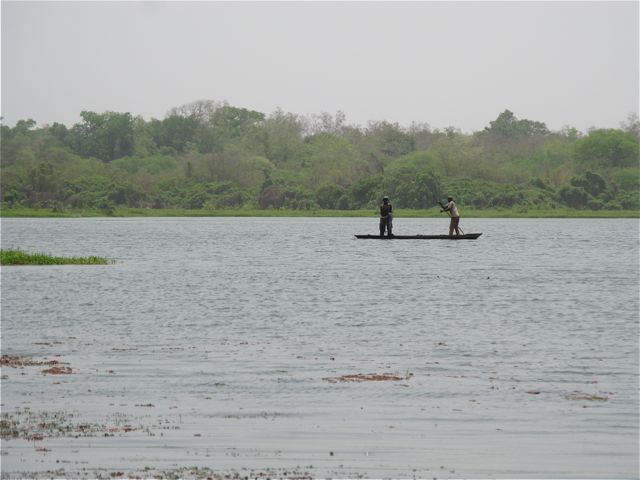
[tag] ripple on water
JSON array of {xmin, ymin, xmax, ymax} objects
[{"xmin": 1, "ymin": 217, "xmax": 638, "ymax": 478}]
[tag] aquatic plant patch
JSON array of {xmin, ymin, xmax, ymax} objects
[
  {"xmin": 0, "ymin": 355, "xmax": 67, "ymax": 368},
  {"xmin": 41, "ymin": 366, "xmax": 73, "ymax": 375},
  {"xmin": 565, "ymin": 391, "xmax": 610, "ymax": 401},
  {"xmin": 6, "ymin": 465, "xmax": 315, "ymax": 479},
  {"xmin": 0, "ymin": 409, "xmax": 145, "ymax": 440},
  {"xmin": 0, "ymin": 249, "xmax": 111, "ymax": 265},
  {"xmin": 323, "ymin": 372, "xmax": 413, "ymax": 383}
]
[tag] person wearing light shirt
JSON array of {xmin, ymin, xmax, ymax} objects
[{"xmin": 440, "ymin": 196, "xmax": 461, "ymax": 236}]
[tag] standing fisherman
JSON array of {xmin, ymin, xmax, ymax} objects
[
  {"xmin": 379, "ymin": 196, "xmax": 393, "ymax": 237},
  {"xmin": 439, "ymin": 196, "xmax": 461, "ymax": 236}
]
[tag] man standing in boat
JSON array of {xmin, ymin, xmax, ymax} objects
[
  {"xmin": 380, "ymin": 195, "xmax": 393, "ymax": 237},
  {"xmin": 439, "ymin": 196, "xmax": 461, "ymax": 236}
]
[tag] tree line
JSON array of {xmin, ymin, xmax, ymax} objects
[{"xmin": 1, "ymin": 100, "xmax": 638, "ymax": 213}]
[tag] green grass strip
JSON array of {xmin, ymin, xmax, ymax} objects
[
  {"xmin": 0, "ymin": 206, "xmax": 638, "ymax": 218},
  {"xmin": 0, "ymin": 249, "xmax": 111, "ymax": 265}
]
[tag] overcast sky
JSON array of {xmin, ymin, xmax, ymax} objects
[{"xmin": 1, "ymin": 1, "xmax": 638, "ymax": 133}]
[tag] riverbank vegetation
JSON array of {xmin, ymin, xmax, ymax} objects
[
  {"xmin": 1, "ymin": 207, "xmax": 637, "ymax": 219},
  {"xmin": 0, "ymin": 249, "xmax": 110, "ymax": 265},
  {"xmin": 1, "ymin": 101, "xmax": 638, "ymax": 216}
]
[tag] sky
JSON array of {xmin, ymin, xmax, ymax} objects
[{"xmin": 1, "ymin": 1, "xmax": 638, "ymax": 133}]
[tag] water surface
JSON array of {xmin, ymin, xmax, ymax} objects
[{"xmin": 1, "ymin": 217, "xmax": 638, "ymax": 478}]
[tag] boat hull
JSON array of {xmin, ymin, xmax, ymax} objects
[{"xmin": 355, "ymin": 233, "xmax": 482, "ymax": 240}]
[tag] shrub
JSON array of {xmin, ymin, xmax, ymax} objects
[{"xmin": 559, "ymin": 186, "xmax": 591, "ymax": 209}]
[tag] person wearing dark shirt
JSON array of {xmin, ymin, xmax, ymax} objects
[{"xmin": 379, "ymin": 196, "xmax": 393, "ymax": 237}]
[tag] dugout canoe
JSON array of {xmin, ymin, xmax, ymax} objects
[{"xmin": 355, "ymin": 233, "xmax": 482, "ymax": 240}]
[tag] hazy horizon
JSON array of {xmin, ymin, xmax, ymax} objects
[{"xmin": 1, "ymin": 1, "xmax": 638, "ymax": 133}]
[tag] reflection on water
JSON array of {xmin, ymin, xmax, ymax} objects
[{"xmin": 1, "ymin": 217, "xmax": 638, "ymax": 477}]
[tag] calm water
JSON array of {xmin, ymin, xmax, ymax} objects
[{"xmin": 1, "ymin": 217, "xmax": 638, "ymax": 478}]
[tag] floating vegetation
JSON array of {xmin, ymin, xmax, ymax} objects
[
  {"xmin": 1, "ymin": 410, "xmax": 87, "ymax": 440},
  {"xmin": 1, "ymin": 355, "xmax": 73, "ymax": 376},
  {"xmin": 21, "ymin": 466, "xmax": 315, "ymax": 480},
  {"xmin": 41, "ymin": 366, "xmax": 73, "ymax": 375},
  {"xmin": 565, "ymin": 391, "xmax": 609, "ymax": 401},
  {"xmin": 323, "ymin": 372, "xmax": 413, "ymax": 383},
  {"xmin": 0, "ymin": 409, "xmax": 142, "ymax": 440},
  {"xmin": 129, "ymin": 466, "xmax": 313, "ymax": 480},
  {"xmin": 1, "ymin": 355, "xmax": 67, "ymax": 368},
  {"xmin": 0, "ymin": 249, "xmax": 111, "ymax": 265}
]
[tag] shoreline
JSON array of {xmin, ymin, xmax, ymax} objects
[{"xmin": 1, "ymin": 207, "xmax": 639, "ymax": 219}]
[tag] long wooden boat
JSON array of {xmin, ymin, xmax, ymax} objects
[{"xmin": 355, "ymin": 233, "xmax": 482, "ymax": 240}]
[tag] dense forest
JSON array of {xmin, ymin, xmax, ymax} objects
[{"xmin": 1, "ymin": 100, "xmax": 638, "ymax": 214}]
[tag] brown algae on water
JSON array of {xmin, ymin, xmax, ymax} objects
[
  {"xmin": 565, "ymin": 391, "xmax": 610, "ymax": 401},
  {"xmin": 323, "ymin": 372, "xmax": 413, "ymax": 383},
  {"xmin": 41, "ymin": 366, "xmax": 73, "ymax": 375},
  {"xmin": 1, "ymin": 355, "xmax": 69, "ymax": 369},
  {"xmin": 0, "ymin": 408, "xmax": 144, "ymax": 440}
]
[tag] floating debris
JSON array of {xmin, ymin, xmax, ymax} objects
[
  {"xmin": 565, "ymin": 391, "xmax": 609, "ymax": 401},
  {"xmin": 1, "ymin": 355, "xmax": 67, "ymax": 368},
  {"xmin": 323, "ymin": 373, "xmax": 412, "ymax": 383},
  {"xmin": 0, "ymin": 409, "xmax": 143, "ymax": 440},
  {"xmin": 42, "ymin": 366, "xmax": 73, "ymax": 375}
]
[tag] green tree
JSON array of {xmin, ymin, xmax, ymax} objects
[
  {"xmin": 13, "ymin": 119, "xmax": 37, "ymax": 134},
  {"xmin": 259, "ymin": 109, "xmax": 306, "ymax": 165},
  {"xmin": 48, "ymin": 122, "xmax": 69, "ymax": 143},
  {"xmin": 569, "ymin": 171, "xmax": 607, "ymax": 198},
  {"xmin": 367, "ymin": 121, "xmax": 415, "ymax": 161},
  {"xmin": 68, "ymin": 111, "xmax": 135, "ymax": 161},
  {"xmin": 111, "ymin": 155, "xmax": 177, "ymax": 175},
  {"xmin": 347, "ymin": 174, "xmax": 384, "ymax": 209},
  {"xmin": 211, "ymin": 105, "xmax": 265, "ymax": 138},
  {"xmin": 315, "ymin": 184, "xmax": 346, "ymax": 209},
  {"xmin": 612, "ymin": 167, "xmax": 640, "ymax": 192},
  {"xmin": 384, "ymin": 155, "xmax": 442, "ymax": 208},
  {"xmin": 303, "ymin": 133, "xmax": 367, "ymax": 187},
  {"xmin": 574, "ymin": 129, "xmax": 639, "ymax": 168},
  {"xmin": 620, "ymin": 112, "xmax": 640, "ymax": 140},
  {"xmin": 559, "ymin": 185, "xmax": 591, "ymax": 209},
  {"xmin": 148, "ymin": 114, "xmax": 200, "ymax": 154},
  {"xmin": 483, "ymin": 110, "xmax": 550, "ymax": 138},
  {"xmin": 1, "ymin": 119, "xmax": 39, "ymax": 166}
]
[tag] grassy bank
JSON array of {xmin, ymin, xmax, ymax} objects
[
  {"xmin": 0, "ymin": 249, "xmax": 111, "ymax": 265},
  {"xmin": 1, "ymin": 206, "xmax": 638, "ymax": 218}
]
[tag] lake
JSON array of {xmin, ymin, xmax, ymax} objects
[{"xmin": 1, "ymin": 217, "xmax": 638, "ymax": 478}]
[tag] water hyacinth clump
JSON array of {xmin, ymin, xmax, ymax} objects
[{"xmin": 0, "ymin": 249, "xmax": 111, "ymax": 265}]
